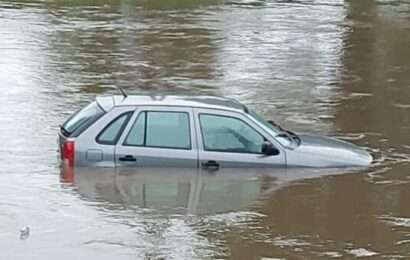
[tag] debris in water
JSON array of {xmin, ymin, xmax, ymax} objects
[
  {"xmin": 346, "ymin": 248, "xmax": 378, "ymax": 257},
  {"xmin": 19, "ymin": 227, "xmax": 30, "ymax": 240}
]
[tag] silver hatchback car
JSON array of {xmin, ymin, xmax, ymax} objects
[{"xmin": 59, "ymin": 94, "xmax": 372, "ymax": 168}]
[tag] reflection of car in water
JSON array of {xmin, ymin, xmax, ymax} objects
[
  {"xmin": 61, "ymin": 166, "xmax": 356, "ymax": 215},
  {"xmin": 58, "ymin": 94, "xmax": 372, "ymax": 168}
]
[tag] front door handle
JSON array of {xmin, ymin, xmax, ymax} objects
[
  {"xmin": 201, "ymin": 160, "xmax": 219, "ymax": 169},
  {"xmin": 119, "ymin": 155, "xmax": 137, "ymax": 162}
]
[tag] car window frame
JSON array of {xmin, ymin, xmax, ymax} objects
[
  {"xmin": 198, "ymin": 113, "xmax": 268, "ymax": 155},
  {"xmin": 95, "ymin": 111, "xmax": 133, "ymax": 145},
  {"xmin": 122, "ymin": 110, "xmax": 192, "ymax": 150}
]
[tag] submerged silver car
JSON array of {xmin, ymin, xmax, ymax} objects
[{"xmin": 59, "ymin": 94, "xmax": 372, "ymax": 168}]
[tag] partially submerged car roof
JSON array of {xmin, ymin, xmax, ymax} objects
[{"xmin": 97, "ymin": 95, "xmax": 248, "ymax": 113}]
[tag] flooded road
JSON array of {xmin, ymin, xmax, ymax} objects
[{"xmin": 0, "ymin": 0, "xmax": 409, "ymax": 259}]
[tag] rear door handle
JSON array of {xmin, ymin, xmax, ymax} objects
[
  {"xmin": 119, "ymin": 155, "xmax": 137, "ymax": 162},
  {"xmin": 201, "ymin": 160, "xmax": 219, "ymax": 169}
]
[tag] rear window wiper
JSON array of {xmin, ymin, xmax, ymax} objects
[{"xmin": 59, "ymin": 125, "xmax": 71, "ymax": 137}]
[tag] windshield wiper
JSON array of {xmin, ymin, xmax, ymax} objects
[
  {"xmin": 284, "ymin": 129, "xmax": 301, "ymax": 145},
  {"xmin": 269, "ymin": 120, "xmax": 300, "ymax": 145},
  {"xmin": 276, "ymin": 132, "xmax": 293, "ymax": 142}
]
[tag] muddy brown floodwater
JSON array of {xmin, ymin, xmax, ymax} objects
[{"xmin": 0, "ymin": 0, "xmax": 409, "ymax": 259}]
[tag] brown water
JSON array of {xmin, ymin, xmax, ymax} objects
[{"xmin": 0, "ymin": 0, "xmax": 409, "ymax": 259}]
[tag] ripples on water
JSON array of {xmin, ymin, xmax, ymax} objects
[{"xmin": 0, "ymin": 0, "xmax": 409, "ymax": 259}]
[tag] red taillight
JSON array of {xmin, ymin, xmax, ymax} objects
[{"xmin": 63, "ymin": 141, "xmax": 75, "ymax": 167}]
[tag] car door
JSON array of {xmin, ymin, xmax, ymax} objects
[
  {"xmin": 74, "ymin": 106, "xmax": 136, "ymax": 167},
  {"xmin": 115, "ymin": 106, "xmax": 198, "ymax": 167},
  {"xmin": 194, "ymin": 108, "xmax": 286, "ymax": 169}
]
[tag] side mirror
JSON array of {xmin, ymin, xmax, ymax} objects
[{"xmin": 261, "ymin": 141, "xmax": 280, "ymax": 156}]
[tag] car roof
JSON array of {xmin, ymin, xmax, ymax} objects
[{"xmin": 97, "ymin": 95, "xmax": 248, "ymax": 113}]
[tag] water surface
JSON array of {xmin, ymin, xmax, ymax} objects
[{"xmin": 0, "ymin": 0, "xmax": 409, "ymax": 259}]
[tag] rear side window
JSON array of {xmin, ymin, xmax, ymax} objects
[
  {"xmin": 124, "ymin": 111, "xmax": 191, "ymax": 149},
  {"xmin": 96, "ymin": 112, "xmax": 132, "ymax": 145},
  {"xmin": 124, "ymin": 112, "xmax": 145, "ymax": 146},
  {"xmin": 62, "ymin": 101, "xmax": 104, "ymax": 137}
]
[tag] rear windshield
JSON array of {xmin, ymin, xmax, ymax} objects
[{"xmin": 62, "ymin": 101, "xmax": 105, "ymax": 137}]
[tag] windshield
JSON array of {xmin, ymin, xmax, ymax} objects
[
  {"xmin": 248, "ymin": 110, "xmax": 281, "ymax": 135},
  {"xmin": 62, "ymin": 101, "xmax": 104, "ymax": 136}
]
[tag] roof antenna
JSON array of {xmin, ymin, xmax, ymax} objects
[{"xmin": 118, "ymin": 87, "xmax": 128, "ymax": 98}]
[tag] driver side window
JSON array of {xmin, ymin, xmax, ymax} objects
[{"xmin": 199, "ymin": 114, "xmax": 264, "ymax": 154}]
